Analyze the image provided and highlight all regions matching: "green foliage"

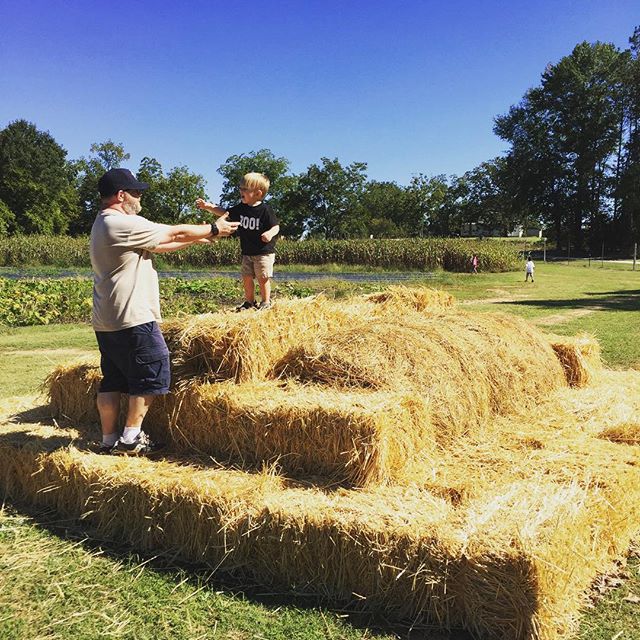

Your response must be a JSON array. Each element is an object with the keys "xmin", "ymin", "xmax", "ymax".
[
  {"xmin": 0, "ymin": 278, "xmax": 92, "ymax": 326},
  {"xmin": 293, "ymin": 157, "xmax": 369, "ymax": 239},
  {"xmin": 71, "ymin": 140, "xmax": 130, "ymax": 234},
  {"xmin": 138, "ymin": 158, "xmax": 207, "ymax": 224},
  {"xmin": 494, "ymin": 37, "xmax": 637, "ymax": 252},
  {"xmin": 0, "ymin": 120, "xmax": 78, "ymax": 235},
  {"xmin": 0, "ymin": 199, "xmax": 16, "ymax": 236},
  {"xmin": 0, "ymin": 235, "xmax": 89, "ymax": 267}
]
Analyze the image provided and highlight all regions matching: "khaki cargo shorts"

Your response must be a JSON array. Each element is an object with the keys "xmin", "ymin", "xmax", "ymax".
[{"xmin": 241, "ymin": 254, "xmax": 275, "ymax": 279}]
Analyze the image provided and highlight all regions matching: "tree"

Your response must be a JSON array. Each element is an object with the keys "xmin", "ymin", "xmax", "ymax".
[
  {"xmin": 0, "ymin": 119, "xmax": 78, "ymax": 234},
  {"xmin": 455, "ymin": 159, "xmax": 523, "ymax": 236},
  {"xmin": 495, "ymin": 41, "xmax": 627, "ymax": 251},
  {"xmin": 357, "ymin": 181, "xmax": 411, "ymax": 237},
  {"xmin": 71, "ymin": 141, "xmax": 130, "ymax": 234},
  {"xmin": 217, "ymin": 149, "xmax": 291, "ymax": 207},
  {"xmin": 0, "ymin": 199, "xmax": 16, "ymax": 236},
  {"xmin": 405, "ymin": 174, "xmax": 450, "ymax": 236},
  {"xmin": 616, "ymin": 26, "xmax": 640, "ymax": 250},
  {"xmin": 294, "ymin": 157, "xmax": 368, "ymax": 239},
  {"xmin": 137, "ymin": 158, "xmax": 206, "ymax": 224}
]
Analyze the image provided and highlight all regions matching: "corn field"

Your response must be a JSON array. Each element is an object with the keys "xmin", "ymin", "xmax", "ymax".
[{"xmin": 0, "ymin": 236, "xmax": 520, "ymax": 272}]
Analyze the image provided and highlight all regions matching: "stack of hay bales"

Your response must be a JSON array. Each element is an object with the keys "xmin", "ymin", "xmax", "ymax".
[
  {"xmin": 47, "ymin": 288, "xmax": 568, "ymax": 485},
  {"xmin": 12, "ymin": 285, "xmax": 637, "ymax": 639}
]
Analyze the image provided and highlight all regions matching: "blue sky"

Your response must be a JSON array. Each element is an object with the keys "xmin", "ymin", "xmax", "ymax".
[{"xmin": 0, "ymin": 0, "xmax": 637, "ymax": 199}]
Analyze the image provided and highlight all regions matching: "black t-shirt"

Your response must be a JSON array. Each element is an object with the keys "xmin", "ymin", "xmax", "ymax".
[{"xmin": 227, "ymin": 202, "xmax": 279, "ymax": 255}]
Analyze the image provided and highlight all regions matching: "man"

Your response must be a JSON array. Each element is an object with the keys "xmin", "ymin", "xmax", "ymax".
[{"xmin": 90, "ymin": 168, "xmax": 239, "ymax": 455}]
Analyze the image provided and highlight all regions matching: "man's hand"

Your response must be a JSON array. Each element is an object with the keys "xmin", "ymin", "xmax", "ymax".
[
  {"xmin": 215, "ymin": 217, "xmax": 240, "ymax": 237},
  {"xmin": 195, "ymin": 198, "xmax": 210, "ymax": 210},
  {"xmin": 260, "ymin": 231, "xmax": 272, "ymax": 243}
]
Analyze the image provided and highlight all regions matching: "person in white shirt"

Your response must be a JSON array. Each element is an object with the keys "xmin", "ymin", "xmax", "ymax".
[{"xmin": 525, "ymin": 256, "xmax": 535, "ymax": 283}]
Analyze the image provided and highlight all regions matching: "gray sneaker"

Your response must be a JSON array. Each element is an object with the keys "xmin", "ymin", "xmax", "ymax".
[
  {"xmin": 258, "ymin": 301, "xmax": 272, "ymax": 310},
  {"xmin": 111, "ymin": 431, "xmax": 161, "ymax": 456}
]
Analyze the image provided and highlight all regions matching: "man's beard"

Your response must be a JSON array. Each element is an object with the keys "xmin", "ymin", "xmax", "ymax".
[{"xmin": 122, "ymin": 194, "xmax": 142, "ymax": 215}]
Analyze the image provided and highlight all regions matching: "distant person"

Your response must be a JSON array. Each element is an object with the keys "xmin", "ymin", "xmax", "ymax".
[
  {"xmin": 471, "ymin": 254, "xmax": 479, "ymax": 274},
  {"xmin": 525, "ymin": 256, "xmax": 535, "ymax": 282},
  {"xmin": 91, "ymin": 168, "xmax": 239, "ymax": 455},
  {"xmin": 196, "ymin": 172, "xmax": 280, "ymax": 310}
]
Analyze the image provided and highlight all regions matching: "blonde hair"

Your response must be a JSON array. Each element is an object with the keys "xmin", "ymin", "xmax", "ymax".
[{"xmin": 241, "ymin": 172, "xmax": 270, "ymax": 195}]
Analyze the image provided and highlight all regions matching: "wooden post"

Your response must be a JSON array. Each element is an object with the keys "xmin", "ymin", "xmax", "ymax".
[
  {"xmin": 634, "ymin": 243, "xmax": 637, "ymax": 271},
  {"xmin": 543, "ymin": 238, "xmax": 546, "ymax": 263},
  {"xmin": 601, "ymin": 242, "xmax": 604, "ymax": 268}
]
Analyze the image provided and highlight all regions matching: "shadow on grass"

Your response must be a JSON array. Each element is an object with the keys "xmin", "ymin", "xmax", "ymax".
[
  {"xmin": 500, "ymin": 289, "xmax": 640, "ymax": 312},
  {"xmin": 2, "ymin": 503, "xmax": 473, "ymax": 640}
]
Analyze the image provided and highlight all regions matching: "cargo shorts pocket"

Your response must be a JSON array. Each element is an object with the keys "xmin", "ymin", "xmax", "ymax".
[{"xmin": 130, "ymin": 347, "xmax": 170, "ymax": 392}]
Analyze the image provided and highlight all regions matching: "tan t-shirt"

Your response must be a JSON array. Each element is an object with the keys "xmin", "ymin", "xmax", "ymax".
[{"xmin": 90, "ymin": 209, "xmax": 169, "ymax": 331}]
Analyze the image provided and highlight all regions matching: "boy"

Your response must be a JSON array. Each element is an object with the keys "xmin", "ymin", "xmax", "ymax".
[
  {"xmin": 525, "ymin": 256, "xmax": 535, "ymax": 282},
  {"xmin": 196, "ymin": 173, "xmax": 280, "ymax": 310}
]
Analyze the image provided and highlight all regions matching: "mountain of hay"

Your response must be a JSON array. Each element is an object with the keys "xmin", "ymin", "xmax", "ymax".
[{"xmin": 10, "ymin": 285, "xmax": 636, "ymax": 640}]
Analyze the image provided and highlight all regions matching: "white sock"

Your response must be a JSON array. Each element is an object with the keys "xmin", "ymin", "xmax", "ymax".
[
  {"xmin": 121, "ymin": 427, "xmax": 141, "ymax": 444},
  {"xmin": 102, "ymin": 433, "xmax": 119, "ymax": 447}
]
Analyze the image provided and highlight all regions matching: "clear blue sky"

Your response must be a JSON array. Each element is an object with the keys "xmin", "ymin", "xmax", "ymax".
[{"xmin": 0, "ymin": 0, "xmax": 637, "ymax": 199}]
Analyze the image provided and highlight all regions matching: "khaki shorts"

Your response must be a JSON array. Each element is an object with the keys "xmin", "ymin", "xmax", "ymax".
[{"xmin": 241, "ymin": 254, "xmax": 275, "ymax": 279}]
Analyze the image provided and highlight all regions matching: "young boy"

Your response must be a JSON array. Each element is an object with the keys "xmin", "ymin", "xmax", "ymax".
[
  {"xmin": 196, "ymin": 173, "xmax": 280, "ymax": 310},
  {"xmin": 525, "ymin": 256, "xmax": 535, "ymax": 282}
]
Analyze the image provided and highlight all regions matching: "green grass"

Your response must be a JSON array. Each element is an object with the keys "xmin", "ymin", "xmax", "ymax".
[{"xmin": 2, "ymin": 263, "xmax": 640, "ymax": 639}]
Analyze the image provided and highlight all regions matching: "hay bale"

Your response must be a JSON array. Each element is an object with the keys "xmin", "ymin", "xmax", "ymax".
[
  {"xmin": 362, "ymin": 285, "xmax": 455, "ymax": 312},
  {"xmin": 548, "ymin": 333, "xmax": 601, "ymax": 387},
  {"xmin": 45, "ymin": 361, "xmax": 173, "ymax": 444},
  {"xmin": 44, "ymin": 364, "xmax": 434, "ymax": 486},
  {"xmin": 275, "ymin": 310, "xmax": 566, "ymax": 441},
  {"xmin": 45, "ymin": 361, "xmax": 101, "ymax": 428},
  {"xmin": 163, "ymin": 296, "xmax": 373, "ymax": 382},
  {"xmin": 166, "ymin": 380, "xmax": 435, "ymax": 487},
  {"xmin": 2, "ymin": 414, "xmax": 640, "ymax": 640}
]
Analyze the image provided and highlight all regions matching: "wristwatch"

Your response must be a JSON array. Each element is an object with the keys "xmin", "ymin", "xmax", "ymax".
[{"xmin": 209, "ymin": 223, "xmax": 219, "ymax": 237}]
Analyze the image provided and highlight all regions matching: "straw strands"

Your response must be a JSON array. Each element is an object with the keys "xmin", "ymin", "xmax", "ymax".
[
  {"xmin": 6, "ymin": 289, "xmax": 640, "ymax": 639},
  {"xmin": 3, "ymin": 367, "xmax": 640, "ymax": 640},
  {"xmin": 166, "ymin": 380, "xmax": 435, "ymax": 486},
  {"xmin": 548, "ymin": 333, "xmax": 602, "ymax": 387},
  {"xmin": 275, "ymin": 310, "xmax": 566, "ymax": 440}
]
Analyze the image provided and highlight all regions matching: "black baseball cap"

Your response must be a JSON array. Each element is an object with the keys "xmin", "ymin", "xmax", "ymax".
[{"xmin": 98, "ymin": 168, "xmax": 149, "ymax": 197}]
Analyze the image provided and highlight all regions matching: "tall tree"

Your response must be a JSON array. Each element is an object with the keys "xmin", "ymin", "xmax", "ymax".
[
  {"xmin": 71, "ymin": 141, "xmax": 130, "ymax": 234},
  {"xmin": 495, "ymin": 41, "xmax": 627, "ymax": 251},
  {"xmin": 137, "ymin": 158, "xmax": 206, "ymax": 224},
  {"xmin": 405, "ymin": 174, "xmax": 450, "ymax": 236},
  {"xmin": 358, "ymin": 180, "xmax": 409, "ymax": 238},
  {"xmin": 617, "ymin": 26, "xmax": 640, "ymax": 250},
  {"xmin": 293, "ymin": 158, "xmax": 368, "ymax": 239},
  {"xmin": 0, "ymin": 119, "xmax": 77, "ymax": 234}
]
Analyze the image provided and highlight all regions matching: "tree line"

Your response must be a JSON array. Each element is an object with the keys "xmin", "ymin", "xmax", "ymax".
[{"xmin": 1, "ymin": 26, "xmax": 638, "ymax": 250}]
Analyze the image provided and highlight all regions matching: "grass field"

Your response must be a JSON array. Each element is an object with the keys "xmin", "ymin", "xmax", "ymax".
[{"xmin": 1, "ymin": 261, "xmax": 640, "ymax": 639}]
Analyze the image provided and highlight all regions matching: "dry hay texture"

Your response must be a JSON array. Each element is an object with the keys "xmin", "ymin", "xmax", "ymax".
[{"xmin": 3, "ymin": 286, "xmax": 639, "ymax": 640}]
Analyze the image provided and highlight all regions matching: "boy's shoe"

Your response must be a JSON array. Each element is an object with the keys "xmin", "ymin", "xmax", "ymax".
[
  {"xmin": 111, "ymin": 431, "xmax": 161, "ymax": 456},
  {"xmin": 257, "ymin": 301, "xmax": 272, "ymax": 310},
  {"xmin": 96, "ymin": 442, "xmax": 116, "ymax": 455},
  {"xmin": 236, "ymin": 300, "xmax": 257, "ymax": 312}
]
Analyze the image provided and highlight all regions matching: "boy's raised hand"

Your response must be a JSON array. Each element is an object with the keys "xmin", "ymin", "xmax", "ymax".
[{"xmin": 195, "ymin": 198, "xmax": 209, "ymax": 210}]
